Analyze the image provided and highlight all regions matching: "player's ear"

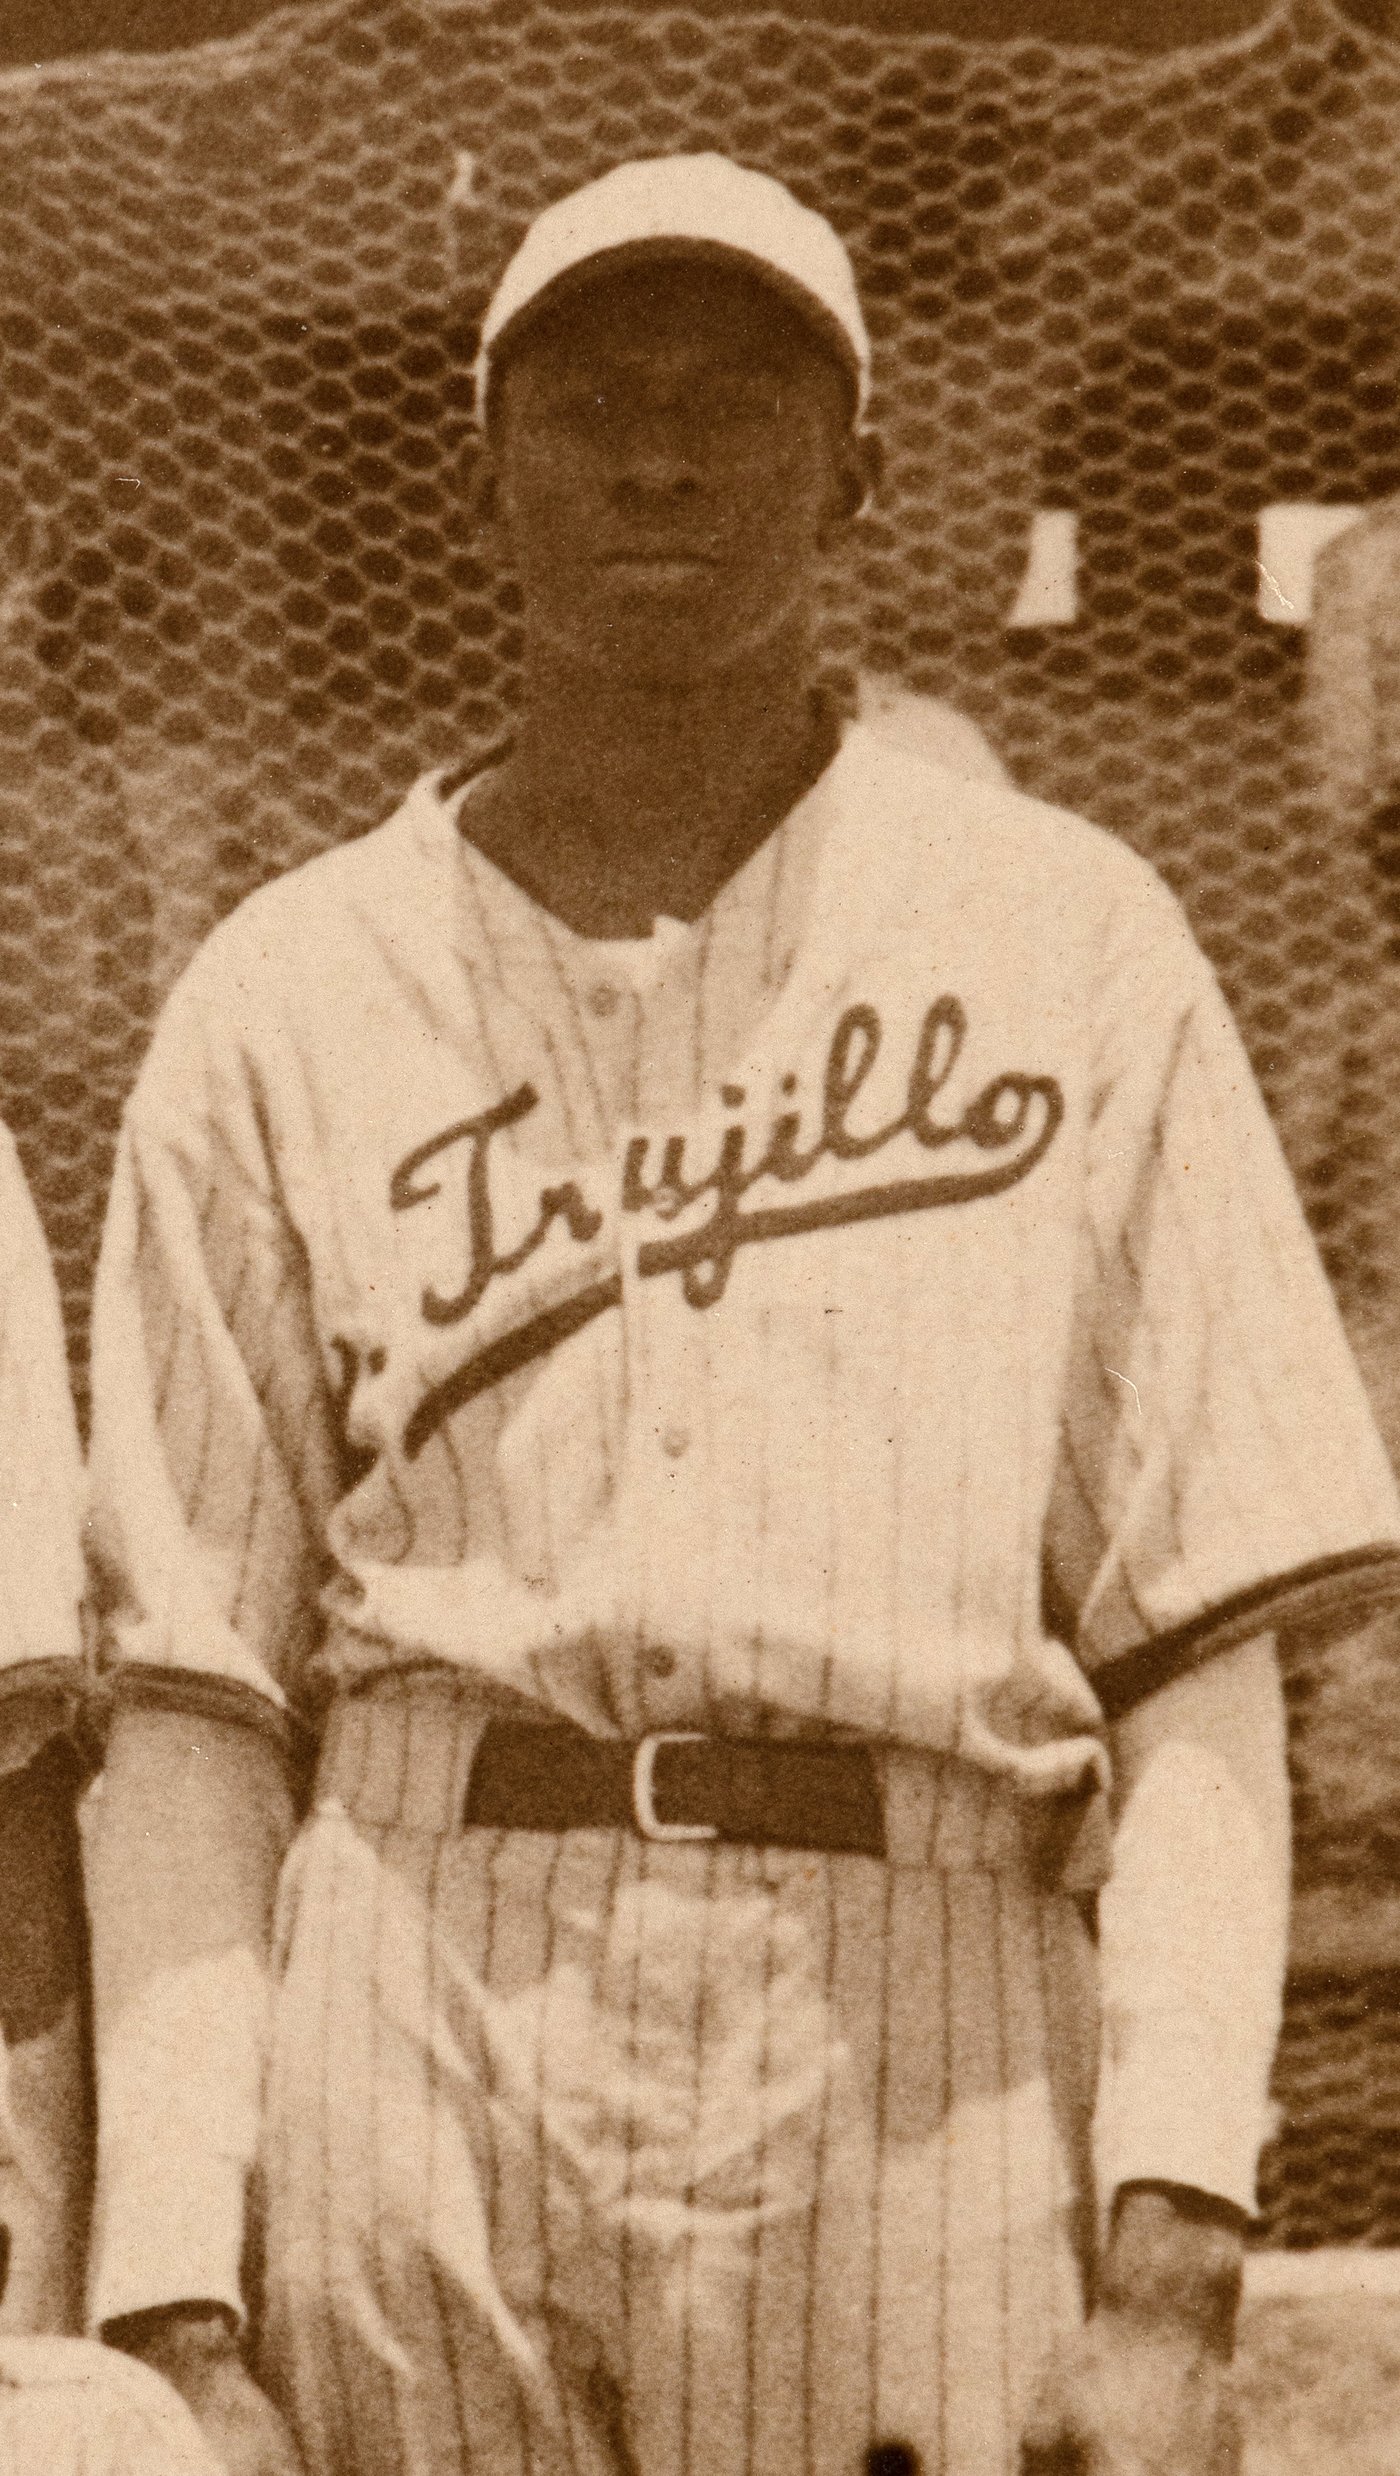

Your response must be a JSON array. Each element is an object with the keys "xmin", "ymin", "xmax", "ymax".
[
  {"xmin": 467, "ymin": 439, "xmax": 502, "ymax": 539},
  {"xmin": 853, "ymin": 426, "xmax": 884, "ymax": 515},
  {"xmin": 819, "ymin": 424, "xmax": 882, "ymax": 547}
]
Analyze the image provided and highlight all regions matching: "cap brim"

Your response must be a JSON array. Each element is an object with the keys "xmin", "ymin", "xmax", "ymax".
[{"xmin": 477, "ymin": 235, "xmax": 865, "ymax": 421}]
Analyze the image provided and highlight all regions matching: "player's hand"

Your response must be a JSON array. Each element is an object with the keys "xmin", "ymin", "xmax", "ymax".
[
  {"xmin": 1019, "ymin": 2307, "xmax": 1241, "ymax": 2475},
  {"xmin": 1020, "ymin": 2185, "xmax": 1245, "ymax": 2476},
  {"xmin": 105, "ymin": 2305, "xmax": 307, "ymax": 2476}
]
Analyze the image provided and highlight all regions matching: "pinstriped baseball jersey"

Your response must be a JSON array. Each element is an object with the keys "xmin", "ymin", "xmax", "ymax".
[{"xmin": 90, "ymin": 719, "xmax": 1400, "ymax": 1774}]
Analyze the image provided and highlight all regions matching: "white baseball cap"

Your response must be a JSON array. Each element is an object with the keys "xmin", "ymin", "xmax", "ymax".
[{"xmin": 473, "ymin": 153, "xmax": 871, "ymax": 423}]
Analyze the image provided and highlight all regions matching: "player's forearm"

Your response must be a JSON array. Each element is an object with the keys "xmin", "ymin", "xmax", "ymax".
[
  {"xmin": 84, "ymin": 1705, "xmax": 296, "ymax": 2332},
  {"xmin": 0, "ymin": 1709, "xmax": 93, "ymax": 2335},
  {"xmin": 0, "ymin": 1715, "xmax": 90, "ymax": 2069},
  {"xmin": 1094, "ymin": 1635, "xmax": 1289, "ymax": 2218}
]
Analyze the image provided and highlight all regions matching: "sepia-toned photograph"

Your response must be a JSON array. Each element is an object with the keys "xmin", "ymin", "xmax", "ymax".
[{"xmin": 1, "ymin": 0, "xmax": 1400, "ymax": 2467}]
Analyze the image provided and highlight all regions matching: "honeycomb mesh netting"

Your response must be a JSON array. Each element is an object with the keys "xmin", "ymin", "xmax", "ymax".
[
  {"xmin": 1260, "ymin": 1970, "xmax": 1400, "ymax": 2246},
  {"xmin": 3, "ymin": 0, "xmax": 1400, "ymax": 2239},
  {"xmin": 3, "ymin": 0, "xmax": 1399, "ymax": 1385}
]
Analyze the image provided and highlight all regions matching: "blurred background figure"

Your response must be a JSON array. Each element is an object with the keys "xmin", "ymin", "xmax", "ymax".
[
  {"xmin": 0, "ymin": 479, "xmax": 152, "ymax": 1422},
  {"xmin": 1302, "ymin": 500, "xmax": 1400, "ymax": 1445},
  {"xmin": 1305, "ymin": 497, "xmax": 1400, "ymax": 950}
]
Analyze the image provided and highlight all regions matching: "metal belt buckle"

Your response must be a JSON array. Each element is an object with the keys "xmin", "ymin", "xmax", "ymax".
[{"xmin": 631, "ymin": 1731, "xmax": 717, "ymax": 1842}]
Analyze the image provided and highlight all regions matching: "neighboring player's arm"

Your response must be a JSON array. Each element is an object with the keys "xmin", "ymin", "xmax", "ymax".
[
  {"xmin": 82, "ymin": 974, "xmax": 336, "ymax": 2463},
  {"xmin": 0, "ymin": 1125, "xmax": 90, "ymax": 2335}
]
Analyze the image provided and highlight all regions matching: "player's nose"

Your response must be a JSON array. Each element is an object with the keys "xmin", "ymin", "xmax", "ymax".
[
  {"xmin": 603, "ymin": 391, "xmax": 709, "ymax": 498},
  {"xmin": 610, "ymin": 418, "xmax": 706, "ymax": 505},
  {"xmin": 613, "ymin": 460, "xmax": 704, "ymax": 512}
]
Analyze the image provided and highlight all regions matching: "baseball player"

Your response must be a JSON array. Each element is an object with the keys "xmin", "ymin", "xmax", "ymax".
[
  {"xmin": 83, "ymin": 156, "xmax": 1400, "ymax": 2476},
  {"xmin": 0, "ymin": 1127, "xmax": 224, "ymax": 2471},
  {"xmin": 0, "ymin": 478, "xmax": 154, "ymax": 1416}
]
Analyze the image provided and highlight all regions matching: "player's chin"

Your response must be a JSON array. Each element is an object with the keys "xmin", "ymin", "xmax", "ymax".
[{"xmin": 590, "ymin": 585, "xmax": 747, "ymax": 682}]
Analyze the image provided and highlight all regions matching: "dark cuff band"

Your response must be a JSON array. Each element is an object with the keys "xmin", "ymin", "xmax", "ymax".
[{"xmin": 1092, "ymin": 1543, "xmax": 1400, "ymax": 1723}]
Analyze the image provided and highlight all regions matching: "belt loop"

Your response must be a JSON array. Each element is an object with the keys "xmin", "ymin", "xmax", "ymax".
[
  {"xmin": 316, "ymin": 1671, "xmax": 490, "ymax": 1834},
  {"xmin": 879, "ymin": 1753, "xmax": 1035, "ymax": 1875},
  {"xmin": 315, "ymin": 1692, "xmax": 368, "ymax": 1815},
  {"xmin": 878, "ymin": 1748, "xmax": 941, "ymax": 1868},
  {"xmin": 339, "ymin": 1685, "xmax": 410, "ymax": 1829},
  {"xmin": 400, "ymin": 1682, "xmax": 487, "ymax": 1836},
  {"xmin": 932, "ymin": 1762, "xmax": 993, "ymax": 1870}
]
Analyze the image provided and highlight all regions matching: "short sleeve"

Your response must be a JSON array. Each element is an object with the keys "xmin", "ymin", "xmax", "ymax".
[
  {"xmin": 0, "ymin": 1125, "xmax": 83, "ymax": 1683},
  {"xmin": 1045, "ymin": 885, "xmax": 1400, "ymax": 1688},
  {"xmin": 88, "ymin": 962, "xmax": 343, "ymax": 1724}
]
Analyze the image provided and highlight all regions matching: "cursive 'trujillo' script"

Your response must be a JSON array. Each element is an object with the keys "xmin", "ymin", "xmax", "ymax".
[
  {"xmin": 386, "ymin": 998, "xmax": 1063, "ymax": 1455},
  {"xmin": 624, "ymin": 996, "xmax": 1061, "ymax": 1307}
]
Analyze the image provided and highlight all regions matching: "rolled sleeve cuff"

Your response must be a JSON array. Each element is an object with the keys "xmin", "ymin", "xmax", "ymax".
[
  {"xmin": 1094, "ymin": 2011, "xmax": 1275, "ymax": 2220},
  {"xmin": 88, "ymin": 2149, "xmax": 248, "ymax": 2334}
]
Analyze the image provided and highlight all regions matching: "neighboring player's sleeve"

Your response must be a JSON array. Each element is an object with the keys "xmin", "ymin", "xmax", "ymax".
[
  {"xmin": 1046, "ymin": 883, "xmax": 1400, "ymax": 1686},
  {"xmin": 84, "ymin": 964, "xmax": 338, "ymax": 2332},
  {"xmin": 0, "ymin": 1129, "xmax": 89, "ymax": 2338},
  {"xmin": 0, "ymin": 1124, "xmax": 84, "ymax": 1719}
]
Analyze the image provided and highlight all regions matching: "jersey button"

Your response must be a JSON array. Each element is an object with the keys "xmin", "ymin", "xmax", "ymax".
[
  {"xmin": 645, "ymin": 1644, "xmax": 678, "ymax": 1681},
  {"xmin": 588, "ymin": 982, "xmax": 620, "ymax": 1019},
  {"xmin": 660, "ymin": 1425, "xmax": 690, "ymax": 1460}
]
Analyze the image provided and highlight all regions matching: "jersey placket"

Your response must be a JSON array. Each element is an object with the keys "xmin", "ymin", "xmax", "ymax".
[
  {"xmin": 610, "ymin": 920, "xmax": 718, "ymax": 1735},
  {"xmin": 611, "ymin": 814, "xmax": 832, "ymax": 1738}
]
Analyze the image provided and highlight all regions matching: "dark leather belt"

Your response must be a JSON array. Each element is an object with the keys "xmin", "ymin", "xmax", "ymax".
[{"xmin": 464, "ymin": 1721, "xmax": 887, "ymax": 1856}]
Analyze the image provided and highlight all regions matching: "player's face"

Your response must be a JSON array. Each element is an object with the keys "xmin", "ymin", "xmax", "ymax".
[{"xmin": 481, "ymin": 259, "xmax": 869, "ymax": 685}]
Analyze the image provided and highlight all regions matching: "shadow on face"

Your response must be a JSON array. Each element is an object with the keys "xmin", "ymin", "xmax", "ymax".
[{"xmin": 479, "ymin": 254, "xmax": 873, "ymax": 687}]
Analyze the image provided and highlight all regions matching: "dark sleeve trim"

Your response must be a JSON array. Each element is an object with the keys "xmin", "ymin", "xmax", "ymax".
[
  {"xmin": 92, "ymin": 1662, "xmax": 312, "ymax": 1770},
  {"xmin": 1091, "ymin": 1543, "xmax": 1400, "ymax": 1724},
  {"xmin": 0, "ymin": 1658, "xmax": 94, "ymax": 1779},
  {"xmin": 0, "ymin": 1656, "xmax": 86, "ymax": 1718}
]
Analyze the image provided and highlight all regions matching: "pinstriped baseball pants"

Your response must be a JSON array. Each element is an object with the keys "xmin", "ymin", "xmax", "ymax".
[{"xmin": 255, "ymin": 1680, "xmax": 1097, "ymax": 2476}]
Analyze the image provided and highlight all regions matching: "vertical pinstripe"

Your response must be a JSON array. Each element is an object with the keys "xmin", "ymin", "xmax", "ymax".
[{"xmin": 259, "ymin": 1683, "xmax": 1092, "ymax": 2476}]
